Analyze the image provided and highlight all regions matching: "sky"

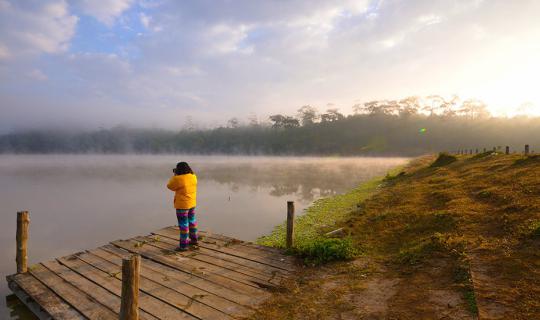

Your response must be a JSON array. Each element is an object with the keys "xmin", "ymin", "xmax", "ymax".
[{"xmin": 1, "ymin": 0, "xmax": 540, "ymax": 131}]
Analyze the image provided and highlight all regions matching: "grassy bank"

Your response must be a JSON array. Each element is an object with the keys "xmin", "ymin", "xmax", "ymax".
[
  {"xmin": 257, "ymin": 168, "xmax": 401, "ymax": 264},
  {"xmin": 250, "ymin": 153, "xmax": 540, "ymax": 319}
]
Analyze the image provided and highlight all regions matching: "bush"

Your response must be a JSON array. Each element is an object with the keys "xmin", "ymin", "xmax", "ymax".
[
  {"xmin": 430, "ymin": 153, "xmax": 458, "ymax": 168},
  {"xmin": 295, "ymin": 237, "xmax": 359, "ymax": 265}
]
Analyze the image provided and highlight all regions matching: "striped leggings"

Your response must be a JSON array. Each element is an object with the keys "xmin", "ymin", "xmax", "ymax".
[{"xmin": 176, "ymin": 207, "xmax": 198, "ymax": 249}]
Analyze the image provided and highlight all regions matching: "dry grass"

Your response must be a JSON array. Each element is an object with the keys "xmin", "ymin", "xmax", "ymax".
[{"xmin": 249, "ymin": 153, "xmax": 540, "ymax": 319}]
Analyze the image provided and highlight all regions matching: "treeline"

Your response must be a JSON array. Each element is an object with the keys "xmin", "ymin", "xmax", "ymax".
[{"xmin": 1, "ymin": 96, "xmax": 539, "ymax": 156}]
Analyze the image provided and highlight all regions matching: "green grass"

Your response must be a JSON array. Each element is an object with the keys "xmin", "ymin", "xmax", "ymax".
[{"xmin": 257, "ymin": 171, "xmax": 397, "ymax": 264}]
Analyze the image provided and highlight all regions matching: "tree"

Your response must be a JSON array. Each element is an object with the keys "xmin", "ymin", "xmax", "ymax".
[
  {"xmin": 320, "ymin": 108, "xmax": 345, "ymax": 122},
  {"xmin": 247, "ymin": 113, "xmax": 259, "ymax": 126},
  {"xmin": 297, "ymin": 105, "xmax": 319, "ymax": 126},
  {"xmin": 398, "ymin": 96, "xmax": 421, "ymax": 117},
  {"xmin": 227, "ymin": 117, "xmax": 240, "ymax": 128},
  {"xmin": 269, "ymin": 114, "xmax": 300, "ymax": 129},
  {"xmin": 363, "ymin": 100, "xmax": 399, "ymax": 115},
  {"xmin": 459, "ymin": 99, "xmax": 490, "ymax": 119}
]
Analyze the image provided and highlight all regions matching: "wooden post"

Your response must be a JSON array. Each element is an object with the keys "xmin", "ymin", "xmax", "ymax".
[
  {"xmin": 525, "ymin": 144, "xmax": 530, "ymax": 155},
  {"xmin": 505, "ymin": 146, "xmax": 510, "ymax": 155},
  {"xmin": 16, "ymin": 211, "xmax": 30, "ymax": 274},
  {"xmin": 483, "ymin": 148, "xmax": 486, "ymax": 152},
  {"xmin": 493, "ymin": 147, "xmax": 496, "ymax": 152},
  {"xmin": 286, "ymin": 201, "xmax": 295, "ymax": 249},
  {"xmin": 120, "ymin": 255, "xmax": 140, "ymax": 320},
  {"xmin": 475, "ymin": 148, "xmax": 478, "ymax": 154}
]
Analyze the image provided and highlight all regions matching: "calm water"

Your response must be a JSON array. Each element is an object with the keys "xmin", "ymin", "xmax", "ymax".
[{"xmin": 0, "ymin": 154, "xmax": 408, "ymax": 318}]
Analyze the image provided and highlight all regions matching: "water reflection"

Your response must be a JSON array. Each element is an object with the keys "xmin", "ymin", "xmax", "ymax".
[{"xmin": 5, "ymin": 295, "xmax": 38, "ymax": 320}]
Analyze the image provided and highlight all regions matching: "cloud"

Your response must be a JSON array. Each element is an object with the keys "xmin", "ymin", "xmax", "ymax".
[
  {"xmin": 75, "ymin": 0, "xmax": 133, "ymax": 26},
  {"xmin": 27, "ymin": 68, "xmax": 48, "ymax": 81},
  {"xmin": 0, "ymin": 0, "xmax": 77, "ymax": 59},
  {"xmin": 2, "ymin": 0, "xmax": 540, "ymax": 130}
]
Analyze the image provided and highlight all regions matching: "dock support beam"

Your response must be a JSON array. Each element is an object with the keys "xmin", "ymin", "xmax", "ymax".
[
  {"xmin": 16, "ymin": 211, "xmax": 29, "ymax": 274},
  {"xmin": 120, "ymin": 254, "xmax": 140, "ymax": 320},
  {"xmin": 286, "ymin": 201, "xmax": 295, "ymax": 249}
]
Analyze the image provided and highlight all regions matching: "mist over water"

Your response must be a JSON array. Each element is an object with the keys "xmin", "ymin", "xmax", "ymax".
[{"xmin": 0, "ymin": 154, "xmax": 407, "ymax": 318}]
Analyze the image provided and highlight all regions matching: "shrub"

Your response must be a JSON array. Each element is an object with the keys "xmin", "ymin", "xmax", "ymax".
[
  {"xmin": 296, "ymin": 237, "xmax": 359, "ymax": 265},
  {"xmin": 430, "ymin": 153, "xmax": 458, "ymax": 168}
]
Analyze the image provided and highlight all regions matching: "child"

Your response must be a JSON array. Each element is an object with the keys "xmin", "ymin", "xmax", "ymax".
[{"xmin": 167, "ymin": 162, "xmax": 198, "ymax": 251}]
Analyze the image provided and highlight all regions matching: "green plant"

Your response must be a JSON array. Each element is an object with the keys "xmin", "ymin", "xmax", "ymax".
[{"xmin": 295, "ymin": 237, "xmax": 359, "ymax": 265}]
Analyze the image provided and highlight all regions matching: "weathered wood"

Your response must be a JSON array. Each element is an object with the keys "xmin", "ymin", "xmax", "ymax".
[
  {"xmin": 287, "ymin": 201, "xmax": 295, "ymax": 249},
  {"xmin": 120, "ymin": 254, "xmax": 140, "ymax": 320},
  {"xmin": 198, "ymin": 230, "xmax": 284, "ymax": 255},
  {"xmin": 160, "ymin": 227, "xmax": 295, "ymax": 265},
  {"xmin": 58, "ymin": 253, "xmax": 193, "ymax": 319},
  {"xmin": 44, "ymin": 259, "xmax": 157, "ymax": 320},
  {"xmin": 7, "ymin": 273, "xmax": 85, "ymax": 320},
  {"xmin": 29, "ymin": 263, "xmax": 118, "ymax": 319},
  {"xmin": 16, "ymin": 211, "xmax": 29, "ymax": 273},
  {"xmin": 8, "ymin": 227, "xmax": 296, "ymax": 320},
  {"xmin": 155, "ymin": 228, "xmax": 296, "ymax": 270},
  {"xmin": 155, "ymin": 230, "xmax": 291, "ymax": 273},
  {"xmin": 100, "ymin": 244, "xmax": 259, "ymax": 308},
  {"xmin": 154, "ymin": 234, "xmax": 287, "ymax": 279},
  {"xmin": 525, "ymin": 144, "xmax": 530, "ymax": 155},
  {"xmin": 79, "ymin": 250, "xmax": 232, "ymax": 320},
  {"xmin": 136, "ymin": 235, "xmax": 283, "ymax": 286},
  {"xmin": 505, "ymin": 146, "xmax": 510, "ymax": 155},
  {"xmin": 111, "ymin": 238, "xmax": 270, "ymax": 298},
  {"xmin": 90, "ymin": 247, "xmax": 249, "ymax": 317}
]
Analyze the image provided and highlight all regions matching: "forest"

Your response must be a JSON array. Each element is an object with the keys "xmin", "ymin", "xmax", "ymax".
[{"xmin": 1, "ymin": 96, "xmax": 539, "ymax": 156}]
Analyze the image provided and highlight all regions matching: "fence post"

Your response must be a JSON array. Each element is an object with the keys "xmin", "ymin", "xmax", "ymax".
[
  {"xmin": 505, "ymin": 146, "xmax": 510, "ymax": 155},
  {"xmin": 120, "ymin": 255, "xmax": 140, "ymax": 320},
  {"xmin": 525, "ymin": 144, "xmax": 530, "ymax": 155},
  {"xmin": 483, "ymin": 148, "xmax": 486, "ymax": 152},
  {"xmin": 286, "ymin": 201, "xmax": 295, "ymax": 249},
  {"xmin": 475, "ymin": 148, "xmax": 478, "ymax": 154},
  {"xmin": 16, "ymin": 211, "xmax": 30, "ymax": 274}
]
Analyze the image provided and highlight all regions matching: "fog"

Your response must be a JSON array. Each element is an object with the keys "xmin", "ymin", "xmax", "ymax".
[{"xmin": 0, "ymin": 154, "xmax": 407, "ymax": 318}]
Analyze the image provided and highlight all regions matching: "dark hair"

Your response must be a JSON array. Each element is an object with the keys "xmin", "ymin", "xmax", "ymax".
[{"xmin": 175, "ymin": 162, "xmax": 193, "ymax": 175}]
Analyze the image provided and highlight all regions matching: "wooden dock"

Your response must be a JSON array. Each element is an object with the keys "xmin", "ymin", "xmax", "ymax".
[{"xmin": 6, "ymin": 226, "xmax": 297, "ymax": 319}]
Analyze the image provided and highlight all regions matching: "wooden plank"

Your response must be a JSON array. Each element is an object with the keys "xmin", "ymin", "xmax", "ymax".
[
  {"xmin": 42, "ymin": 260, "xmax": 158, "ymax": 320},
  {"xmin": 198, "ymin": 230, "xmax": 284, "ymax": 254},
  {"xmin": 163, "ymin": 227, "xmax": 295, "ymax": 265},
  {"xmin": 153, "ymin": 233, "xmax": 288, "ymax": 277},
  {"xmin": 154, "ymin": 228, "xmax": 296, "ymax": 272},
  {"xmin": 58, "ymin": 253, "xmax": 197, "ymax": 320},
  {"xmin": 100, "ymin": 244, "xmax": 261, "ymax": 308},
  {"xmin": 7, "ymin": 273, "xmax": 84, "ymax": 320},
  {"xmin": 78, "ymin": 250, "xmax": 234, "ymax": 320},
  {"xmin": 168, "ymin": 227, "xmax": 292, "ymax": 259},
  {"xmin": 91, "ymin": 247, "xmax": 252, "ymax": 317},
  {"xmin": 131, "ymin": 235, "xmax": 278, "ymax": 291},
  {"xmin": 144, "ymin": 235, "xmax": 285, "ymax": 285},
  {"xmin": 111, "ymin": 238, "xmax": 269, "ymax": 298},
  {"xmin": 134, "ymin": 235, "xmax": 280, "ymax": 288},
  {"xmin": 156, "ymin": 228, "xmax": 294, "ymax": 268},
  {"xmin": 29, "ymin": 263, "xmax": 118, "ymax": 319}
]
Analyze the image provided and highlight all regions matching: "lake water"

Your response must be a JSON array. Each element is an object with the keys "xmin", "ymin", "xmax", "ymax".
[{"xmin": 0, "ymin": 154, "xmax": 408, "ymax": 318}]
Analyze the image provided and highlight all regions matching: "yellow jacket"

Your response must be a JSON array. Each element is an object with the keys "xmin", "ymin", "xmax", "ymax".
[{"xmin": 167, "ymin": 173, "xmax": 197, "ymax": 209}]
